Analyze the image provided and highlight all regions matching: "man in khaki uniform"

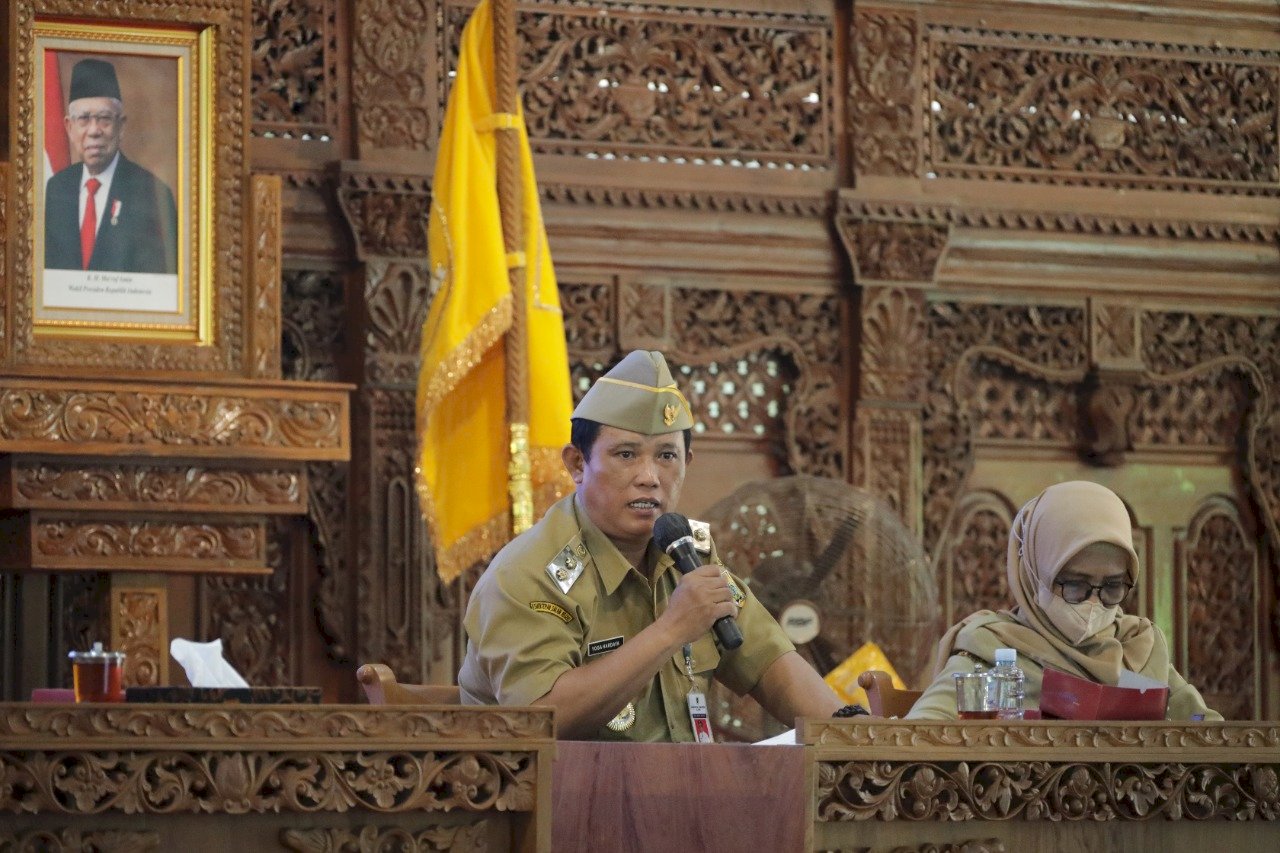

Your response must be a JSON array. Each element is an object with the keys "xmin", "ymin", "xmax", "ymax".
[{"xmin": 459, "ymin": 350, "xmax": 844, "ymax": 740}]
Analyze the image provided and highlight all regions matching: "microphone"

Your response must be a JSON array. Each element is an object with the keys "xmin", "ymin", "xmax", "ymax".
[{"xmin": 653, "ymin": 512, "xmax": 743, "ymax": 650}]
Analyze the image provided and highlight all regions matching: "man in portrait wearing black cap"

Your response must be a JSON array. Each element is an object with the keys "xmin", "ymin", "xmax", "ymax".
[
  {"xmin": 43, "ymin": 57, "xmax": 179, "ymax": 274},
  {"xmin": 459, "ymin": 351, "xmax": 850, "ymax": 741}
]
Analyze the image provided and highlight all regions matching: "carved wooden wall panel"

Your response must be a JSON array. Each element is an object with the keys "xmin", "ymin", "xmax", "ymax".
[
  {"xmin": 1179, "ymin": 497, "xmax": 1260, "ymax": 721},
  {"xmin": 251, "ymin": 0, "xmax": 340, "ymax": 140}
]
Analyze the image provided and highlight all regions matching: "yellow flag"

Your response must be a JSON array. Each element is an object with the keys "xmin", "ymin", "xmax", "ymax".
[
  {"xmin": 416, "ymin": 0, "xmax": 573, "ymax": 583},
  {"xmin": 824, "ymin": 641, "xmax": 907, "ymax": 708}
]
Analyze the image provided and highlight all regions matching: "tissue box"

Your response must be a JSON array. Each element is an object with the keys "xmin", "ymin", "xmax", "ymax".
[
  {"xmin": 126, "ymin": 686, "xmax": 322, "ymax": 704},
  {"xmin": 1040, "ymin": 668, "xmax": 1167, "ymax": 720}
]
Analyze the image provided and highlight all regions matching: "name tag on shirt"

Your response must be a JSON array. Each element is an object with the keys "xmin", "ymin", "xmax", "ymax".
[{"xmin": 587, "ymin": 636, "xmax": 624, "ymax": 657}]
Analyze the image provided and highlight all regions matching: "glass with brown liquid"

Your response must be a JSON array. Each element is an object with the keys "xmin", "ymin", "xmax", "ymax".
[{"xmin": 68, "ymin": 642, "xmax": 126, "ymax": 703}]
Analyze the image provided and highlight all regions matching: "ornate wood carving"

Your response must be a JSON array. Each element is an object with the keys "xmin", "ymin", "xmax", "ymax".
[
  {"xmin": 282, "ymin": 270, "xmax": 346, "ymax": 385},
  {"xmin": 0, "ymin": 829, "xmax": 160, "ymax": 852},
  {"xmin": 850, "ymin": 8, "xmax": 919, "ymax": 177},
  {"xmin": 52, "ymin": 573, "xmax": 111, "ymax": 691},
  {"xmin": 539, "ymin": 182, "xmax": 830, "ymax": 218},
  {"xmin": 5, "ymin": 459, "xmax": 305, "ymax": 513},
  {"xmin": 1141, "ymin": 310, "xmax": 1280, "ymax": 565},
  {"xmin": 351, "ymin": 0, "xmax": 434, "ymax": 153},
  {"xmin": 250, "ymin": 174, "xmax": 284, "ymax": 380},
  {"xmin": 922, "ymin": 302, "xmax": 1086, "ymax": 554},
  {"xmin": 859, "ymin": 287, "xmax": 929, "ymax": 402},
  {"xmin": 199, "ymin": 518, "xmax": 292, "ymax": 685},
  {"xmin": 840, "ymin": 197, "xmax": 1279, "ymax": 245},
  {"xmin": 0, "ymin": 749, "xmax": 537, "ymax": 815},
  {"xmin": 308, "ymin": 460, "xmax": 352, "ymax": 664},
  {"xmin": 356, "ymin": 388, "xmax": 433, "ymax": 683},
  {"xmin": 12, "ymin": 516, "xmax": 265, "ymax": 571},
  {"xmin": 252, "ymin": 0, "xmax": 339, "ymax": 139},
  {"xmin": 337, "ymin": 174, "xmax": 432, "ymax": 260},
  {"xmin": 851, "ymin": 406, "xmax": 921, "ymax": 535},
  {"xmin": 9, "ymin": 0, "xmax": 248, "ymax": 373},
  {"xmin": 0, "ymin": 381, "xmax": 347, "ymax": 459},
  {"xmin": 1180, "ymin": 498, "xmax": 1259, "ymax": 721},
  {"xmin": 110, "ymin": 581, "xmax": 167, "ymax": 687},
  {"xmin": 941, "ymin": 491, "xmax": 1014, "ymax": 627},
  {"xmin": 447, "ymin": 1, "xmax": 832, "ymax": 167},
  {"xmin": 804, "ymin": 719, "xmax": 1280, "ymax": 754},
  {"xmin": 925, "ymin": 26, "xmax": 1280, "ymax": 193},
  {"xmin": 816, "ymin": 759, "xmax": 1279, "ymax": 822},
  {"xmin": 280, "ymin": 824, "xmax": 490, "ymax": 853},
  {"xmin": 364, "ymin": 261, "xmax": 432, "ymax": 386},
  {"xmin": 0, "ymin": 704, "xmax": 555, "ymax": 742},
  {"xmin": 845, "ymin": 222, "xmax": 948, "ymax": 285}
]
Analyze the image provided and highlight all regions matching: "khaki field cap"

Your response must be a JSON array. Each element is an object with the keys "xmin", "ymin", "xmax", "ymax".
[{"xmin": 572, "ymin": 350, "xmax": 694, "ymax": 434}]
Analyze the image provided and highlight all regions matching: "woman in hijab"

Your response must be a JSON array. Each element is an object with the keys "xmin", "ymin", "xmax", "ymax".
[{"xmin": 906, "ymin": 481, "xmax": 1221, "ymax": 720}]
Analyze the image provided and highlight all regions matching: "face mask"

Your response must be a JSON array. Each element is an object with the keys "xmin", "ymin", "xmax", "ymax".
[{"xmin": 1038, "ymin": 588, "xmax": 1120, "ymax": 645}]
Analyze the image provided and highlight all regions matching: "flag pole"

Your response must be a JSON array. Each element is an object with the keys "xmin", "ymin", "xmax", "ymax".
[{"xmin": 491, "ymin": 0, "xmax": 533, "ymax": 534}]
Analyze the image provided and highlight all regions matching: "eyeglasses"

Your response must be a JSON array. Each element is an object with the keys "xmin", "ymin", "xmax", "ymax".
[
  {"xmin": 1054, "ymin": 579, "xmax": 1133, "ymax": 606},
  {"xmin": 69, "ymin": 112, "xmax": 121, "ymax": 129}
]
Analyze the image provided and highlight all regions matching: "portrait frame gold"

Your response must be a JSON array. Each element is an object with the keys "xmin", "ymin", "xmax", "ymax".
[{"xmin": 5, "ymin": 0, "xmax": 247, "ymax": 374}]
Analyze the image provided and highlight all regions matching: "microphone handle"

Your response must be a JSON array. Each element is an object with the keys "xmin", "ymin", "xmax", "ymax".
[
  {"xmin": 713, "ymin": 613, "xmax": 743, "ymax": 650},
  {"xmin": 669, "ymin": 540, "xmax": 744, "ymax": 651}
]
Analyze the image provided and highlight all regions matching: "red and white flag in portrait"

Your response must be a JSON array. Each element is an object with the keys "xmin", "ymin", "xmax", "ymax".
[{"xmin": 43, "ymin": 50, "xmax": 71, "ymax": 184}]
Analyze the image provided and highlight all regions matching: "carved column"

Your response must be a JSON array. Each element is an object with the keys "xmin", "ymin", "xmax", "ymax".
[
  {"xmin": 838, "ymin": 217, "xmax": 947, "ymax": 535},
  {"xmin": 337, "ymin": 170, "xmax": 452, "ymax": 685}
]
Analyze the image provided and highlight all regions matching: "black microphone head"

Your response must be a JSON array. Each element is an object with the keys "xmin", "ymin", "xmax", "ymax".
[{"xmin": 653, "ymin": 512, "xmax": 693, "ymax": 553}]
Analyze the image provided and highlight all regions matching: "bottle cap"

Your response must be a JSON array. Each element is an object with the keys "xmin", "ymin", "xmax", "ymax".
[{"xmin": 994, "ymin": 648, "xmax": 1017, "ymax": 665}]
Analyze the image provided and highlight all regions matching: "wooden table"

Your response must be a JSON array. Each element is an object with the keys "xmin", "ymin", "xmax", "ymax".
[{"xmin": 0, "ymin": 703, "xmax": 555, "ymax": 852}]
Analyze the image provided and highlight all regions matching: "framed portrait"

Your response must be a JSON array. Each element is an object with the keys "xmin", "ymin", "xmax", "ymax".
[
  {"xmin": 30, "ymin": 21, "xmax": 211, "ymax": 342},
  {"xmin": 6, "ymin": 0, "xmax": 247, "ymax": 372}
]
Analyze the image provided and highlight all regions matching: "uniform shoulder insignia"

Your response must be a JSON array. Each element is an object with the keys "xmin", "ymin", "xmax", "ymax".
[
  {"xmin": 687, "ymin": 519, "xmax": 713, "ymax": 555},
  {"xmin": 546, "ymin": 533, "xmax": 590, "ymax": 594}
]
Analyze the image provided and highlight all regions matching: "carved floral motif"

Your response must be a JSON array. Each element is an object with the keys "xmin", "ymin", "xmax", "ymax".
[
  {"xmin": 847, "ymin": 222, "xmax": 948, "ymax": 285},
  {"xmin": 454, "ymin": 3, "xmax": 830, "ymax": 166},
  {"xmin": 0, "ymin": 705, "xmax": 553, "ymax": 742},
  {"xmin": 364, "ymin": 262, "xmax": 432, "ymax": 385},
  {"xmin": 941, "ymin": 493, "xmax": 1012, "ymax": 625},
  {"xmin": 816, "ymin": 759, "xmax": 1280, "ymax": 822},
  {"xmin": 251, "ymin": 174, "xmax": 284, "ymax": 379},
  {"xmin": 252, "ymin": 0, "xmax": 337, "ymax": 138},
  {"xmin": 113, "ymin": 589, "xmax": 164, "ymax": 687},
  {"xmin": 337, "ymin": 175, "xmax": 432, "ymax": 260},
  {"xmin": 201, "ymin": 520, "xmax": 292, "ymax": 686},
  {"xmin": 860, "ymin": 286, "xmax": 929, "ymax": 401},
  {"xmin": 280, "ymin": 823, "xmax": 489, "ymax": 853},
  {"xmin": 850, "ymin": 9, "xmax": 918, "ymax": 176},
  {"xmin": 0, "ymin": 387, "xmax": 345, "ymax": 455},
  {"xmin": 0, "ymin": 749, "xmax": 537, "ymax": 815},
  {"xmin": 32, "ymin": 520, "xmax": 263, "ymax": 563},
  {"xmin": 1182, "ymin": 502, "xmax": 1258, "ymax": 720},
  {"xmin": 352, "ymin": 0, "xmax": 433, "ymax": 151},
  {"xmin": 12, "ymin": 462, "xmax": 303, "ymax": 510},
  {"xmin": 922, "ymin": 303, "xmax": 1086, "ymax": 553},
  {"xmin": 926, "ymin": 28, "xmax": 1280, "ymax": 192}
]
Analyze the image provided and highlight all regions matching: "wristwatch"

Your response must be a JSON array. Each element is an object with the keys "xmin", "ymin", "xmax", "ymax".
[{"xmin": 832, "ymin": 703, "xmax": 870, "ymax": 718}]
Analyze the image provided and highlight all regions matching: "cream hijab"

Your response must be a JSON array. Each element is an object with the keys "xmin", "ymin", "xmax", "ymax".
[{"xmin": 930, "ymin": 481, "xmax": 1164, "ymax": 685}]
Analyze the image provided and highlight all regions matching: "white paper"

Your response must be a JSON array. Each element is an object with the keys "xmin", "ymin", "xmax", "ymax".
[
  {"xmin": 754, "ymin": 728, "xmax": 797, "ymax": 745},
  {"xmin": 1117, "ymin": 668, "xmax": 1167, "ymax": 691},
  {"xmin": 169, "ymin": 638, "xmax": 250, "ymax": 688}
]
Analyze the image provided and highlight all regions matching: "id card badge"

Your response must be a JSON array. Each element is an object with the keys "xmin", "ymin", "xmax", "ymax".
[{"xmin": 687, "ymin": 690, "xmax": 713, "ymax": 743}]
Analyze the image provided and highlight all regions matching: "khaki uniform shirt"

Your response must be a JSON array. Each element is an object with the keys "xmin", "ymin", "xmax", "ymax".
[{"xmin": 459, "ymin": 493, "xmax": 794, "ymax": 741}]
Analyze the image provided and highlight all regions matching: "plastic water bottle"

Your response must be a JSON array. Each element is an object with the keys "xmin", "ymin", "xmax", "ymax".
[{"xmin": 991, "ymin": 648, "xmax": 1025, "ymax": 720}]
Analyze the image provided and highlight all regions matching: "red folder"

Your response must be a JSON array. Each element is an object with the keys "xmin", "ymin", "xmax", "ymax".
[{"xmin": 1040, "ymin": 667, "xmax": 1168, "ymax": 720}]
